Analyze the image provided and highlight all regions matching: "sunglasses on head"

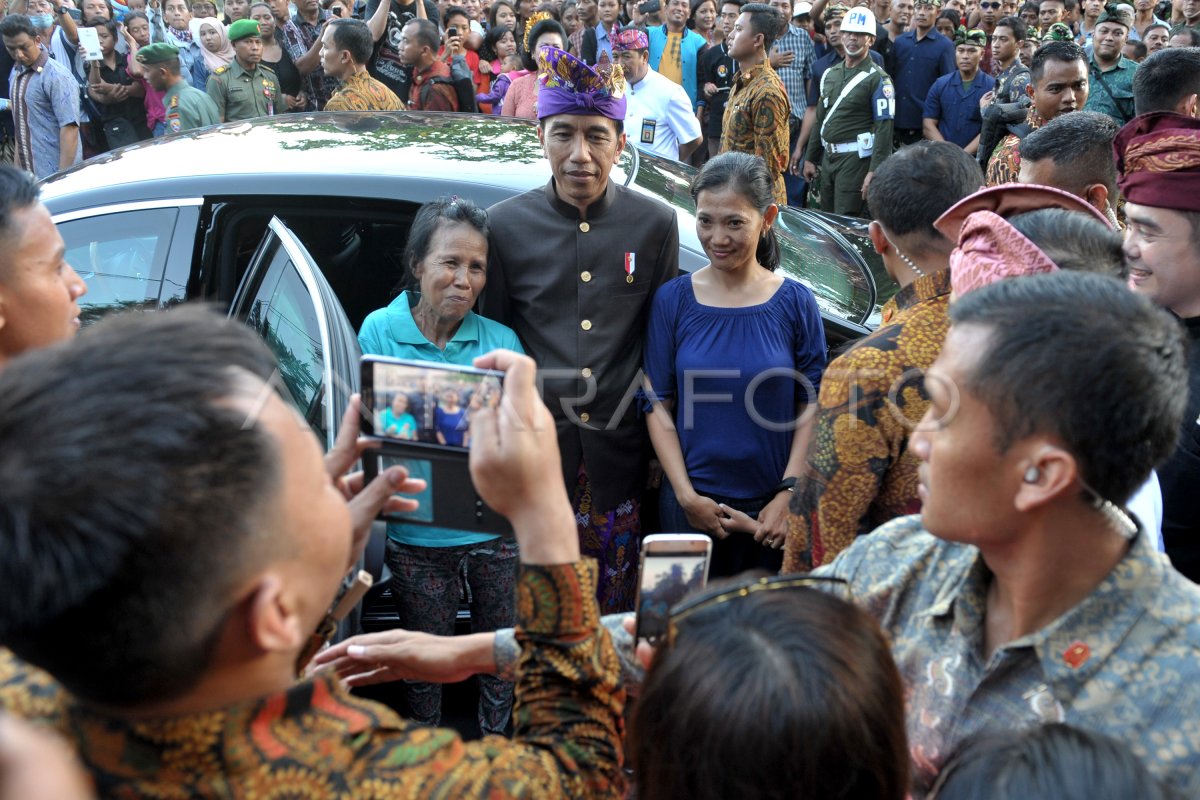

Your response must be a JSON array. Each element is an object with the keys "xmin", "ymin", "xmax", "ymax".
[{"xmin": 665, "ymin": 574, "xmax": 850, "ymax": 647}]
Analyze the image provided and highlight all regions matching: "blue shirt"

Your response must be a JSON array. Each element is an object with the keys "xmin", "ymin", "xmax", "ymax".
[
  {"xmin": 923, "ymin": 69, "xmax": 996, "ymax": 148},
  {"xmin": 644, "ymin": 274, "xmax": 827, "ymax": 499},
  {"xmin": 358, "ymin": 291, "xmax": 524, "ymax": 548},
  {"xmin": 9, "ymin": 49, "xmax": 80, "ymax": 179},
  {"xmin": 890, "ymin": 28, "xmax": 955, "ymax": 130},
  {"xmin": 648, "ymin": 25, "xmax": 708, "ymax": 108},
  {"xmin": 593, "ymin": 22, "xmax": 614, "ymax": 61}
]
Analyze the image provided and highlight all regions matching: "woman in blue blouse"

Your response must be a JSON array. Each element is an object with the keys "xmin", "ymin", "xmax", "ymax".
[
  {"xmin": 644, "ymin": 153, "xmax": 827, "ymax": 576},
  {"xmin": 358, "ymin": 197, "xmax": 523, "ymax": 736}
]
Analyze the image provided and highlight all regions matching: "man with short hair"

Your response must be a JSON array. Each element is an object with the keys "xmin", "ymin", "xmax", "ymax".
[
  {"xmin": 697, "ymin": 0, "xmax": 741, "ymax": 156},
  {"xmin": 721, "ymin": 3, "xmax": 792, "ymax": 203},
  {"xmin": 1130, "ymin": 0, "xmax": 1167, "ymax": 40},
  {"xmin": 768, "ymin": 0, "xmax": 815, "ymax": 203},
  {"xmin": 1133, "ymin": 46, "xmax": 1200, "ymax": 115},
  {"xmin": 398, "ymin": 18, "xmax": 458, "ymax": 109},
  {"xmin": 649, "ymin": 0, "xmax": 708, "ymax": 104},
  {"xmin": 205, "ymin": 18, "xmax": 280, "ymax": 121},
  {"xmin": 784, "ymin": 141, "xmax": 981, "ymax": 571},
  {"xmin": 0, "ymin": 14, "xmax": 80, "ymax": 177},
  {"xmin": 1142, "ymin": 19, "xmax": 1169, "ymax": 49},
  {"xmin": 802, "ymin": 5, "xmax": 894, "ymax": 215},
  {"xmin": 321, "ymin": 17, "xmax": 406, "ymax": 109},
  {"xmin": 1116, "ymin": 111, "xmax": 1200, "ymax": 584},
  {"xmin": 890, "ymin": 0, "xmax": 955, "ymax": 147},
  {"xmin": 1083, "ymin": 3, "xmax": 1136, "ymax": 123},
  {"xmin": 986, "ymin": 14, "xmax": 1030, "ymax": 101},
  {"xmin": 579, "ymin": 0, "xmax": 620, "ymax": 63},
  {"xmin": 815, "ymin": 270, "xmax": 1200, "ymax": 797},
  {"xmin": 136, "ymin": 41, "xmax": 220, "ymax": 131},
  {"xmin": 1017, "ymin": 109, "xmax": 1119, "ymax": 222},
  {"xmin": 884, "ymin": 0, "xmax": 913, "ymax": 41},
  {"xmin": 0, "ymin": 307, "xmax": 628, "ymax": 797},
  {"xmin": 271, "ymin": 0, "xmax": 324, "ymax": 110},
  {"xmin": 1038, "ymin": 0, "xmax": 1065, "ymax": 30},
  {"xmin": 984, "ymin": 38, "xmax": 1087, "ymax": 183},
  {"xmin": 0, "ymin": 165, "xmax": 86, "ymax": 368},
  {"xmin": 481, "ymin": 46, "xmax": 679, "ymax": 614},
  {"xmin": 567, "ymin": 0, "xmax": 599, "ymax": 53},
  {"xmin": 975, "ymin": 0, "xmax": 1002, "ymax": 74},
  {"xmin": 1168, "ymin": 25, "xmax": 1200, "ymax": 45},
  {"xmin": 614, "ymin": 26, "xmax": 702, "ymax": 159},
  {"xmin": 1078, "ymin": 0, "xmax": 1103, "ymax": 40},
  {"xmin": 922, "ymin": 27, "xmax": 996, "ymax": 153}
]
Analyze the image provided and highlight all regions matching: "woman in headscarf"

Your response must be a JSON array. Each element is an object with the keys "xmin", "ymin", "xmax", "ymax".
[{"xmin": 187, "ymin": 17, "xmax": 235, "ymax": 89}]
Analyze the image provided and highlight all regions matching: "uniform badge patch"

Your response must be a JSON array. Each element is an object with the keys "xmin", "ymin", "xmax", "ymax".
[{"xmin": 717, "ymin": 64, "xmax": 728, "ymax": 78}]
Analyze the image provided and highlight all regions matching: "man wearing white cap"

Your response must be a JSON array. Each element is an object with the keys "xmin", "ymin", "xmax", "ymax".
[{"xmin": 801, "ymin": 5, "xmax": 894, "ymax": 215}]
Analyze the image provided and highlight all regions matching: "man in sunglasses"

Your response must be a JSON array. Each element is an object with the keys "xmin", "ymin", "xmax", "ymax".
[{"xmin": 975, "ymin": 0, "xmax": 1002, "ymax": 72}]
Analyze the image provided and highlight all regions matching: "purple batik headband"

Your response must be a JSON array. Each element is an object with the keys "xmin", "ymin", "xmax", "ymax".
[{"xmin": 536, "ymin": 45, "xmax": 627, "ymax": 121}]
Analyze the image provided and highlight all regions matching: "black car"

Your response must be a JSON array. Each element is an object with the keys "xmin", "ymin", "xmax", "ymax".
[{"xmin": 42, "ymin": 111, "xmax": 895, "ymax": 630}]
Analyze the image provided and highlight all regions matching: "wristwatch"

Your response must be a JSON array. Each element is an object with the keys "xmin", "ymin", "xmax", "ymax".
[{"xmin": 772, "ymin": 477, "xmax": 798, "ymax": 495}]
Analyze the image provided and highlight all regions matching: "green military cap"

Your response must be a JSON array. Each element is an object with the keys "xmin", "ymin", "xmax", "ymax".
[
  {"xmin": 1095, "ymin": 2, "xmax": 1132, "ymax": 27},
  {"xmin": 824, "ymin": 3, "xmax": 850, "ymax": 20},
  {"xmin": 1041, "ymin": 21, "xmax": 1073, "ymax": 41},
  {"xmin": 913, "ymin": 0, "xmax": 942, "ymax": 8},
  {"xmin": 227, "ymin": 18, "xmax": 261, "ymax": 41},
  {"xmin": 135, "ymin": 42, "xmax": 180, "ymax": 63},
  {"xmin": 954, "ymin": 26, "xmax": 987, "ymax": 46}
]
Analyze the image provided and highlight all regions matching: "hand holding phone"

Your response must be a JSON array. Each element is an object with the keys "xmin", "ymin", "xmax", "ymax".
[{"xmin": 634, "ymin": 534, "xmax": 712, "ymax": 647}]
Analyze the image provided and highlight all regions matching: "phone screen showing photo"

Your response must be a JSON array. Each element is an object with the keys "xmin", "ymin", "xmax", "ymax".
[
  {"xmin": 367, "ymin": 361, "xmax": 502, "ymax": 448},
  {"xmin": 635, "ymin": 553, "xmax": 709, "ymax": 647}
]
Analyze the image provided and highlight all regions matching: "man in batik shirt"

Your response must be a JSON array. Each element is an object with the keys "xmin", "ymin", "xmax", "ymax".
[
  {"xmin": 0, "ymin": 310, "xmax": 625, "ymax": 799},
  {"xmin": 722, "ymin": 3, "xmax": 791, "ymax": 203},
  {"xmin": 321, "ymin": 17, "xmax": 406, "ymax": 110},
  {"xmin": 784, "ymin": 142, "xmax": 979, "ymax": 571},
  {"xmin": 984, "ymin": 31, "xmax": 1086, "ymax": 183}
]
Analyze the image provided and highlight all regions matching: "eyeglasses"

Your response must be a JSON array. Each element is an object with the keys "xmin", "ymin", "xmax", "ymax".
[
  {"xmin": 666, "ymin": 573, "xmax": 850, "ymax": 647},
  {"xmin": 980, "ymin": 2, "xmax": 1000, "ymax": 7}
]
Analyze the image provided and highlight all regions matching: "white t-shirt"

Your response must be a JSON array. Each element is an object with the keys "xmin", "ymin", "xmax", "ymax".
[{"xmin": 624, "ymin": 66, "xmax": 701, "ymax": 161}]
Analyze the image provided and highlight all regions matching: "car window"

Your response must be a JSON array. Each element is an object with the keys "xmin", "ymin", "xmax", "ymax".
[
  {"xmin": 243, "ymin": 250, "xmax": 327, "ymax": 444},
  {"xmin": 775, "ymin": 209, "xmax": 874, "ymax": 324},
  {"xmin": 56, "ymin": 208, "xmax": 178, "ymax": 325}
]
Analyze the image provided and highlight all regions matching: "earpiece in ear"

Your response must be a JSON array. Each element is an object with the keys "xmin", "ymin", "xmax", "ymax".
[{"xmin": 1024, "ymin": 466, "xmax": 1040, "ymax": 484}]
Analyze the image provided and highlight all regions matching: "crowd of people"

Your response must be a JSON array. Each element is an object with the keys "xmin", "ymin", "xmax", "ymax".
[{"xmin": 4, "ymin": 0, "xmax": 1200, "ymax": 794}]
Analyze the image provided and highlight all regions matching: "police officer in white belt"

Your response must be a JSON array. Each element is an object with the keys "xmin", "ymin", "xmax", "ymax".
[{"xmin": 800, "ymin": 6, "xmax": 894, "ymax": 216}]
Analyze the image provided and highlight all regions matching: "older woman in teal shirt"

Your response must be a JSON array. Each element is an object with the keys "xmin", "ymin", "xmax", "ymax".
[{"xmin": 358, "ymin": 197, "xmax": 523, "ymax": 736}]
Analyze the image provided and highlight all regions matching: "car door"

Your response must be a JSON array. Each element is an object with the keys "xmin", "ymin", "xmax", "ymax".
[{"xmin": 228, "ymin": 217, "xmax": 361, "ymax": 453}]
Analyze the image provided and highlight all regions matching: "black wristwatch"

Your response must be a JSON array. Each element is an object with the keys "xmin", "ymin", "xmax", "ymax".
[{"xmin": 772, "ymin": 477, "xmax": 798, "ymax": 495}]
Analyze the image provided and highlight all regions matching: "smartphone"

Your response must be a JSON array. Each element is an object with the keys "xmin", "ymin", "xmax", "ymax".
[
  {"xmin": 634, "ymin": 534, "xmax": 712, "ymax": 647},
  {"xmin": 446, "ymin": 25, "xmax": 459, "ymax": 36},
  {"xmin": 360, "ymin": 355, "xmax": 503, "ymax": 449},
  {"xmin": 77, "ymin": 26, "xmax": 103, "ymax": 60}
]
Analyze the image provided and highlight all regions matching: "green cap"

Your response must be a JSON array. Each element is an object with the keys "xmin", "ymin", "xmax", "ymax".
[
  {"xmin": 1095, "ymin": 2, "xmax": 1132, "ymax": 27},
  {"xmin": 1041, "ymin": 21, "xmax": 1073, "ymax": 41},
  {"xmin": 954, "ymin": 26, "xmax": 987, "ymax": 46},
  {"xmin": 228, "ymin": 18, "xmax": 262, "ymax": 41},
  {"xmin": 135, "ymin": 41, "xmax": 180, "ymax": 63}
]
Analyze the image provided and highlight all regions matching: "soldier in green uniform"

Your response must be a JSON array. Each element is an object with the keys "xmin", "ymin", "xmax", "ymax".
[
  {"xmin": 136, "ymin": 43, "xmax": 222, "ymax": 133},
  {"xmin": 800, "ymin": 6, "xmax": 895, "ymax": 217},
  {"xmin": 205, "ymin": 18, "xmax": 280, "ymax": 122}
]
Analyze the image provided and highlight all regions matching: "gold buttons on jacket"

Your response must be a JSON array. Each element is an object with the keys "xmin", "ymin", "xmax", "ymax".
[
  {"xmin": 579, "ymin": 221, "xmax": 590, "ymax": 232},
  {"xmin": 580, "ymin": 412, "xmax": 591, "ymax": 423},
  {"xmin": 581, "ymin": 271, "xmax": 592, "ymax": 282},
  {"xmin": 581, "ymin": 319, "xmax": 592, "ymax": 331},
  {"xmin": 581, "ymin": 367, "xmax": 593, "ymax": 378}
]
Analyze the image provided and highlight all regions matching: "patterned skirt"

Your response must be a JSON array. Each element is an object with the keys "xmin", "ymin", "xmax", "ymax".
[{"xmin": 572, "ymin": 465, "xmax": 642, "ymax": 614}]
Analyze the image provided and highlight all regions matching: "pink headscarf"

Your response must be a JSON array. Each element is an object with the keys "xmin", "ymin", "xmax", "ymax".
[
  {"xmin": 947, "ymin": 211, "xmax": 1059, "ymax": 298},
  {"xmin": 189, "ymin": 18, "xmax": 235, "ymax": 72},
  {"xmin": 934, "ymin": 183, "xmax": 1114, "ymax": 298}
]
